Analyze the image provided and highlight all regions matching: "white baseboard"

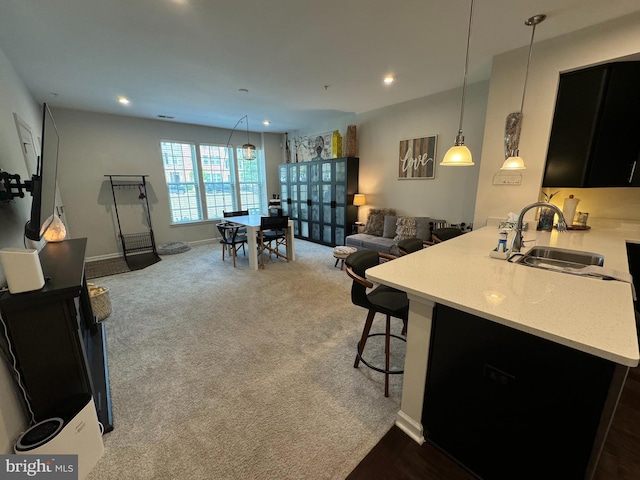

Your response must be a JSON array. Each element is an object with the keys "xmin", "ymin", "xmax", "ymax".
[
  {"xmin": 85, "ymin": 238, "xmax": 218, "ymax": 262},
  {"xmin": 86, "ymin": 252, "xmax": 123, "ymax": 262},
  {"xmin": 395, "ymin": 410, "xmax": 425, "ymax": 445}
]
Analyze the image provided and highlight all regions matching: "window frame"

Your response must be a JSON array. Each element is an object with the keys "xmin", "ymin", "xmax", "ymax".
[{"xmin": 160, "ymin": 139, "xmax": 267, "ymax": 225}]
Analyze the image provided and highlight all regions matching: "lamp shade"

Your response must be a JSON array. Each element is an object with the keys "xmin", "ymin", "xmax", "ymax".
[
  {"xmin": 441, "ymin": 145, "xmax": 474, "ymax": 166},
  {"xmin": 501, "ymin": 155, "xmax": 526, "ymax": 170},
  {"xmin": 242, "ymin": 143, "xmax": 257, "ymax": 160},
  {"xmin": 42, "ymin": 213, "xmax": 67, "ymax": 242},
  {"xmin": 353, "ymin": 194, "xmax": 366, "ymax": 206}
]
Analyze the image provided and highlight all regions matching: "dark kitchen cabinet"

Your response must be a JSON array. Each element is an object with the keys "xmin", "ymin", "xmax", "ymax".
[
  {"xmin": 543, "ymin": 62, "xmax": 640, "ymax": 188},
  {"xmin": 627, "ymin": 242, "xmax": 640, "ymax": 311},
  {"xmin": 423, "ymin": 304, "xmax": 617, "ymax": 479}
]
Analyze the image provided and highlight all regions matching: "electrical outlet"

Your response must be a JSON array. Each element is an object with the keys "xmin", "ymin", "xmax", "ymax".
[{"xmin": 484, "ymin": 364, "xmax": 516, "ymax": 386}]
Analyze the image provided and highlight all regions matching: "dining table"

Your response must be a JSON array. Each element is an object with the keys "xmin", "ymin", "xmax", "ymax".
[{"xmin": 223, "ymin": 214, "xmax": 295, "ymax": 270}]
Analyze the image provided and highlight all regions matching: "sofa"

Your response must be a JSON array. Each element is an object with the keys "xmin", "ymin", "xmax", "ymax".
[{"xmin": 345, "ymin": 208, "xmax": 447, "ymax": 255}]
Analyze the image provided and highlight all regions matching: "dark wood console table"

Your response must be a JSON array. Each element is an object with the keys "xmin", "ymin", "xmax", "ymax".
[{"xmin": 0, "ymin": 238, "xmax": 113, "ymax": 432}]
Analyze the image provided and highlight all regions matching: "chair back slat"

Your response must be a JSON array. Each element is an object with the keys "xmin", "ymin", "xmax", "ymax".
[
  {"xmin": 223, "ymin": 210, "xmax": 249, "ymax": 218},
  {"xmin": 260, "ymin": 215, "xmax": 288, "ymax": 231},
  {"xmin": 217, "ymin": 222, "xmax": 246, "ymax": 243},
  {"xmin": 345, "ymin": 250, "xmax": 380, "ymax": 308}
]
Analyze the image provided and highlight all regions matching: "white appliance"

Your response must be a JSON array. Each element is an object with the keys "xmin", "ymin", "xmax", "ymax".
[
  {"xmin": 0, "ymin": 247, "xmax": 45, "ymax": 293},
  {"xmin": 15, "ymin": 395, "xmax": 104, "ymax": 480}
]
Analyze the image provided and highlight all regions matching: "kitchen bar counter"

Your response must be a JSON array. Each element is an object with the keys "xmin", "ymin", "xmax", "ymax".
[
  {"xmin": 368, "ymin": 225, "xmax": 639, "ymax": 366},
  {"xmin": 366, "ymin": 225, "xmax": 640, "ymax": 455}
]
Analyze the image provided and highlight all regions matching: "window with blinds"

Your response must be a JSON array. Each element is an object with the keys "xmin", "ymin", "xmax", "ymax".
[{"xmin": 160, "ymin": 140, "xmax": 266, "ymax": 224}]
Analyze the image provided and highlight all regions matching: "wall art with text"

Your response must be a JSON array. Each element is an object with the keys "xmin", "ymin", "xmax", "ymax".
[{"xmin": 398, "ymin": 134, "xmax": 437, "ymax": 179}]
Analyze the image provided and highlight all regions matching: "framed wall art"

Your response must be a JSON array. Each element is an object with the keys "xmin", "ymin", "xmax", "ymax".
[
  {"xmin": 295, "ymin": 132, "xmax": 333, "ymax": 162},
  {"xmin": 398, "ymin": 134, "xmax": 437, "ymax": 179}
]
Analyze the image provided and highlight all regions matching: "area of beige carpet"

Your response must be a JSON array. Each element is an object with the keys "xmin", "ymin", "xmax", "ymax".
[{"xmin": 86, "ymin": 240, "xmax": 405, "ymax": 479}]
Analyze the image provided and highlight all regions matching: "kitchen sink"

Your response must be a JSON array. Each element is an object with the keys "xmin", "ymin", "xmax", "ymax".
[{"xmin": 514, "ymin": 246, "xmax": 604, "ymax": 271}]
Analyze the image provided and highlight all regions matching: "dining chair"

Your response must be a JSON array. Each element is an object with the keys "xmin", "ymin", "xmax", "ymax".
[
  {"xmin": 397, "ymin": 237, "xmax": 432, "ymax": 256},
  {"xmin": 223, "ymin": 210, "xmax": 249, "ymax": 234},
  {"xmin": 268, "ymin": 206, "xmax": 283, "ymax": 217},
  {"xmin": 257, "ymin": 216, "xmax": 289, "ymax": 269},
  {"xmin": 431, "ymin": 227, "xmax": 464, "ymax": 243},
  {"xmin": 345, "ymin": 249, "xmax": 408, "ymax": 397},
  {"xmin": 216, "ymin": 222, "xmax": 247, "ymax": 267}
]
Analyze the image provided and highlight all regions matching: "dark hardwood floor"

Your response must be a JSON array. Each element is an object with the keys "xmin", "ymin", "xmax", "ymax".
[{"xmin": 348, "ymin": 367, "xmax": 640, "ymax": 479}]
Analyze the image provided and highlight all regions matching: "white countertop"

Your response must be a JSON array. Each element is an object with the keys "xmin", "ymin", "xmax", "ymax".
[{"xmin": 367, "ymin": 225, "xmax": 640, "ymax": 366}]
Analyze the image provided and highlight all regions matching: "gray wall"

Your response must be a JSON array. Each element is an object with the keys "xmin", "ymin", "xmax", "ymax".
[
  {"xmin": 295, "ymin": 81, "xmax": 489, "ymax": 226},
  {"xmin": 52, "ymin": 108, "xmax": 283, "ymax": 258},
  {"xmin": 0, "ymin": 46, "xmax": 40, "ymax": 454}
]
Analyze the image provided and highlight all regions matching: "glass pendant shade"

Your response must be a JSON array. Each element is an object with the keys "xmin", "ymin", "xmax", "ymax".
[
  {"xmin": 501, "ymin": 155, "xmax": 526, "ymax": 170},
  {"xmin": 441, "ymin": 144, "xmax": 474, "ymax": 166},
  {"xmin": 242, "ymin": 143, "xmax": 257, "ymax": 160}
]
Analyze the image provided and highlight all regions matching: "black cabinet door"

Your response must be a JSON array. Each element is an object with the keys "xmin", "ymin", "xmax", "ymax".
[
  {"xmin": 588, "ymin": 62, "xmax": 640, "ymax": 187},
  {"xmin": 423, "ymin": 304, "xmax": 615, "ymax": 480},
  {"xmin": 543, "ymin": 61, "xmax": 640, "ymax": 188},
  {"xmin": 278, "ymin": 157, "xmax": 358, "ymax": 246},
  {"xmin": 543, "ymin": 66, "xmax": 606, "ymax": 187}
]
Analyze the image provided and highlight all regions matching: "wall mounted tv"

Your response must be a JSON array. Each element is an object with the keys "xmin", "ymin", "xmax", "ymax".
[{"xmin": 24, "ymin": 103, "xmax": 59, "ymax": 241}]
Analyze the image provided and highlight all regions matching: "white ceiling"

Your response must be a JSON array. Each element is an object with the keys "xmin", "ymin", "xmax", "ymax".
[{"xmin": 1, "ymin": 0, "xmax": 639, "ymax": 133}]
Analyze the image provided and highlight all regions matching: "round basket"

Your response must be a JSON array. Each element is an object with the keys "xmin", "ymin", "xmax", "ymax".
[{"xmin": 88, "ymin": 283, "xmax": 112, "ymax": 322}]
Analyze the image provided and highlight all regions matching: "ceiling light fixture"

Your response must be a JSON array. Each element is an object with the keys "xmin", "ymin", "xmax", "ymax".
[
  {"xmin": 441, "ymin": 0, "xmax": 475, "ymax": 167},
  {"xmin": 226, "ymin": 115, "xmax": 256, "ymax": 161},
  {"xmin": 383, "ymin": 75, "xmax": 395, "ymax": 85},
  {"xmin": 263, "ymin": 120, "xmax": 271, "ymax": 126},
  {"xmin": 501, "ymin": 14, "xmax": 546, "ymax": 171},
  {"xmin": 118, "ymin": 97, "xmax": 130, "ymax": 105}
]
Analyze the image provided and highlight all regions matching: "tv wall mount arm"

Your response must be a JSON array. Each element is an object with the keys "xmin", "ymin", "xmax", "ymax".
[{"xmin": 0, "ymin": 171, "xmax": 34, "ymax": 202}]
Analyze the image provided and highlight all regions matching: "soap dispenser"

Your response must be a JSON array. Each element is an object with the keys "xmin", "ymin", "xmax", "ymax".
[{"xmin": 562, "ymin": 195, "xmax": 580, "ymax": 227}]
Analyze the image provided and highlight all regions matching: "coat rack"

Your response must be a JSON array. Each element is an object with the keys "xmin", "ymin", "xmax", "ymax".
[{"xmin": 106, "ymin": 174, "xmax": 160, "ymax": 270}]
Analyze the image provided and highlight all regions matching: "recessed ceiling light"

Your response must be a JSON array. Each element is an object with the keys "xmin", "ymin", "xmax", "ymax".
[
  {"xmin": 383, "ymin": 75, "xmax": 395, "ymax": 85},
  {"xmin": 263, "ymin": 120, "xmax": 270, "ymax": 126},
  {"xmin": 118, "ymin": 97, "xmax": 130, "ymax": 105}
]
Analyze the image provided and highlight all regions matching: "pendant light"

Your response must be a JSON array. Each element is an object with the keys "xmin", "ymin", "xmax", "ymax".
[
  {"xmin": 501, "ymin": 14, "xmax": 546, "ymax": 171},
  {"xmin": 441, "ymin": 0, "xmax": 475, "ymax": 166},
  {"xmin": 226, "ymin": 115, "xmax": 257, "ymax": 161}
]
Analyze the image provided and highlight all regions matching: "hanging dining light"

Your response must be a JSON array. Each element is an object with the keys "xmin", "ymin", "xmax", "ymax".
[
  {"xmin": 501, "ymin": 14, "xmax": 546, "ymax": 171},
  {"xmin": 441, "ymin": 0, "xmax": 475, "ymax": 167},
  {"xmin": 226, "ymin": 115, "xmax": 257, "ymax": 161}
]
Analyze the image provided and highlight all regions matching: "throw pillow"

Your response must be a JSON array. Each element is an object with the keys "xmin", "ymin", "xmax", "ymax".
[
  {"xmin": 394, "ymin": 216, "xmax": 417, "ymax": 241},
  {"xmin": 364, "ymin": 208, "xmax": 396, "ymax": 236},
  {"xmin": 415, "ymin": 217, "xmax": 432, "ymax": 241},
  {"xmin": 382, "ymin": 215, "xmax": 398, "ymax": 238}
]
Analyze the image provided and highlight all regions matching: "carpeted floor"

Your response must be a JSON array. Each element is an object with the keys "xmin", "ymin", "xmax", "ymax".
[{"xmin": 86, "ymin": 240, "xmax": 405, "ymax": 479}]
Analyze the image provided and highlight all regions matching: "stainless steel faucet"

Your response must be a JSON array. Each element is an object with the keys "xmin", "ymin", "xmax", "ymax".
[{"xmin": 510, "ymin": 202, "xmax": 567, "ymax": 253}]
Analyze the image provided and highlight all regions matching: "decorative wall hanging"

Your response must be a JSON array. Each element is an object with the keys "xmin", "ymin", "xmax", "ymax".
[
  {"xmin": 398, "ymin": 135, "xmax": 437, "ymax": 179},
  {"xmin": 294, "ymin": 132, "xmax": 333, "ymax": 162}
]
